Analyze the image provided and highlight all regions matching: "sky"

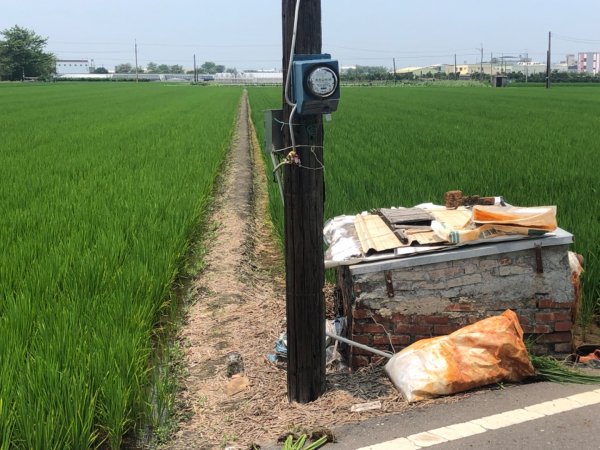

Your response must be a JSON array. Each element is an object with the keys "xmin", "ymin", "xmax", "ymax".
[{"xmin": 2, "ymin": 0, "xmax": 600, "ymax": 71}]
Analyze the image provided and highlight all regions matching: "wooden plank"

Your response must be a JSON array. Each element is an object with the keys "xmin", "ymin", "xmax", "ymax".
[
  {"xmin": 378, "ymin": 207, "xmax": 432, "ymax": 225},
  {"xmin": 429, "ymin": 208, "xmax": 472, "ymax": 229}
]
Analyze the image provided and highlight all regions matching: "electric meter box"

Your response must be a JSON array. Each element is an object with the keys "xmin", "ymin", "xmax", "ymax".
[{"xmin": 291, "ymin": 54, "xmax": 340, "ymax": 115}]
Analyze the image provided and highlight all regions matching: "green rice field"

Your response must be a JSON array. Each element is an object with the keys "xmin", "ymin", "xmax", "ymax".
[
  {"xmin": 249, "ymin": 85, "xmax": 600, "ymax": 323},
  {"xmin": 0, "ymin": 83, "xmax": 241, "ymax": 448}
]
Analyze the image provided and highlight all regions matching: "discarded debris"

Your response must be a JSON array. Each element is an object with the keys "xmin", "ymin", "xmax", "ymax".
[
  {"xmin": 226, "ymin": 351, "xmax": 244, "ymax": 377},
  {"xmin": 350, "ymin": 400, "xmax": 382, "ymax": 412},
  {"xmin": 275, "ymin": 332, "xmax": 288, "ymax": 357},
  {"xmin": 385, "ymin": 310, "xmax": 535, "ymax": 402},
  {"xmin": 324, "ymin": 196, "xmax": 562, "ymax": 268},
  {"xmin": 531, "ymin": 352, "xmax": 600, "ymax": 383},
  {"xmin": 579, "ymin": 349, "xmax": 600, "ymax": 364},
  {"xmin": 269, "ymin": 319, "xmax": 351, "ymax": 370},
  {"xmin": 226, "ymin": 374, "xmax": 250, "ymax": 395}
]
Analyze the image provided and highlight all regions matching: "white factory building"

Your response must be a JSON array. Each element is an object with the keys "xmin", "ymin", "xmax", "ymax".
[{"xmin": 55, "ymin": 59, "xmax": 90, "ymax": 75}]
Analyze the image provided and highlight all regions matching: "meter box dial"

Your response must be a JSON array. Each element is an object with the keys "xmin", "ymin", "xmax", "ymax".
[{"xmin": 291, "ymin": 54, "xmax": 340, "ymax": 115}]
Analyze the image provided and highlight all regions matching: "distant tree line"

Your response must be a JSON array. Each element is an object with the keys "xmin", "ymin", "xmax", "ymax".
[
  {"xmin": 506, "ymin": 70, "xmax": 600, "ymax": 83},
  {"xmin": 341, "ymin": 65, "xmax": 395, "ymax": 82},
  {"xmin": 113, "ymin": 60, "xmax": 237, "ymax": 75},
  {"xmin": 0, "ymin": 25, "xmax": 55, "ymax": 80}
]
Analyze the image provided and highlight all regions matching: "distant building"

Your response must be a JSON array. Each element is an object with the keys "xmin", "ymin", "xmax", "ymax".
[
  {"xmin": 492, "ymin": 74, "xmax": 508, "ymax": 87},
  {"xmin": 396, "ymin": 65, "xmax": 443, "ymax": 77},
  {"xmin": 56, "ymin": 59, "xmax": 90, "ymax": 75},
  {"xmin": 578, "ymin": 52, "xmax": 599, "ymax": 74},
  {"xmin": 439, "ymin": 61, "xmax": 554, "ymax": 77},
  {"xmin": 237, "ymin": 70, "xmax": 282, "ymax": 84}
]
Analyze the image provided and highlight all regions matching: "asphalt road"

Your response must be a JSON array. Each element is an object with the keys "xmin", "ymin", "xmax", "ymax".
[{"xmin": 328, "ymin": 382, "xmax": 600, "ymax": 450}]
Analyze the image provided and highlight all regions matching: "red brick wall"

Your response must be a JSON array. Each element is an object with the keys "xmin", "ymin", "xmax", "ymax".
[{"xmin": 337, "ymin": 247, "xmax": 576, "ymax": 369}]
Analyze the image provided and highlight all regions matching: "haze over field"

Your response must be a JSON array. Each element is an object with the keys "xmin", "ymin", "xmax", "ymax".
[{"xmin": 2, "ymin": 0, "xmax": 599, "ymax": 70}]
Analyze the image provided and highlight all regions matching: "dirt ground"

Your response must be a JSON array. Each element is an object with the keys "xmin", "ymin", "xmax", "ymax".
[{"xmin": 163, "ymin": 92, "xmax": 432, "ymax": 450}]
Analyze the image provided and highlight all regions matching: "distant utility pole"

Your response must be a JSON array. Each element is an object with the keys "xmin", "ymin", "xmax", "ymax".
[
  {"xmin": 454, "ymin": 54, "xmax": 457, "ymax": 80},
  {"xmin": 393, "ymin": 57, "xmax": 397, "ymax": 84},
  {"xmin": 134, "ymin": 39, "xmax": 139, "ymax": 83},
  {"xmin": 282, "ymin": 0, "xmax": 326, "ymax": 403},
  {"xmin": 490, "ymin": 52, "xmax": 493, "ymax": 85},
  {"xmin": 193, "ymin": 54, "xmax": 197, "ymax": 83},
  {"xmin": 480, "ymin": 44, "xmax": 483, "ymax": 80},
  {"xmin": 546, "ymin": 31, "xmax": 551, "ymax": 89}
]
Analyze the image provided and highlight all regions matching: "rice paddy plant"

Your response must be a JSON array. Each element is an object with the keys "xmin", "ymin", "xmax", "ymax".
[
  {"xmin": 0, "ymin": 82, "xmax": 242, "ymax": 447},
  {"xmin": 248, "ymin": 84, "xmax": 600, "ymax": 324},
  {"xmin": 247, "ymin": 88, "xmax": 286, "ymax": 248}
]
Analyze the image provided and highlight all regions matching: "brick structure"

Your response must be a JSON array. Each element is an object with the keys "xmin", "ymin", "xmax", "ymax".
[{"xmin": 336, "ymin": 230, "xmax": 576, "ymax": 368}]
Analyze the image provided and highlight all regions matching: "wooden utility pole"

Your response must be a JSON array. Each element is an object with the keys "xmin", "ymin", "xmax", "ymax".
[
  {"xmin": 282, "ymin": 0, "xmax": 326, "ymax": 403},
  {"xmin": 454, "ymin": 54, "xmax": 457, "ymax": 80},
  {"xmin": 546, "ymin": 31, "xmax": 551, "ymax": 89},
  {"xmin": 480, "ymin": 45, "xmax": 483, "ymax": 80},
  {"xmin": 193, "ymin": 54, "xmax": 197, "ymax": 83}
]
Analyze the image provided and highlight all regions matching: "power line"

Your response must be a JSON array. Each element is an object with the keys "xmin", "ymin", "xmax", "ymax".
[
  {"xmin": 328, "ymin": 44, "xmax": 477, "ymax": 54},
  {"xmin": 553, "ymin": 33, "xmax": 600, "ymax": 44},
  {"xmin": 49, "ymin": 39, "xmax": 278, "ymax": 49}
]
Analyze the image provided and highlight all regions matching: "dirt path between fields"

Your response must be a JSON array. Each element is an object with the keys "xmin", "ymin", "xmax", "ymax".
[{"xmin": 164, "ymin": 92, "xmax": 428, "ymax": 450}]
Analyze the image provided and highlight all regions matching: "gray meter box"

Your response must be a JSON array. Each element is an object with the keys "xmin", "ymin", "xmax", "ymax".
[{"xmin": 292, "ymin": 54, "xmax": 340, "ymax": 115}]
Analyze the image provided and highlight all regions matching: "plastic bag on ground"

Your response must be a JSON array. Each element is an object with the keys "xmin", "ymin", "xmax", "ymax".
[{"xmin": 384, "ymin": 310, "xmax": 535, "ymax": 402}]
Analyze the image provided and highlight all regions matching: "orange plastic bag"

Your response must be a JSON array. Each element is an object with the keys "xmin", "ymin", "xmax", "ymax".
[{"xmin": 384, "ymin": 310, "xmax": 535, "ymax": 402}]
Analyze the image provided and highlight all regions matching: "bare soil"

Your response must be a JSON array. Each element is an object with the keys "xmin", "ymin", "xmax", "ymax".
[{"xmin": 164, "ymin": 92, "xmax": 457, "ymax": 450}]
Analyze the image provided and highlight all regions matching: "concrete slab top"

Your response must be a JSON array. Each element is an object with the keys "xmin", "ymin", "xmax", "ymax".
[{"xmin": 349, "ymin": 228, "xmax": 573, "ymax": 276}]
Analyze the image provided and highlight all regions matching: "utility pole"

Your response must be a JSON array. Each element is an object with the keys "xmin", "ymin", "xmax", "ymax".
[
  {"xmin": 193, "ymin": 54, "xmax": 197, "ymax": 83},
  {"xmin": 546, "ymin": 31, "xmax": 551, "ymax": 89},
  {"xmin": 490, "ymin": 52, "xmax": 493, "ymax": 85},
  {"xmin": 454, "ymin": 53, "xmax": 457, "ymax": 80},
  {"xmin": 480, "ymin": 44, "xmax": 483, "ymax": 80},
  {"xmin": 282, "ymin": 0, "xmax": 326, "ymax": 403},
  {"xmin": 393, "ymin": 57, "xmax": 397, "ymax": 84},
  {"xmin": 134, "ymin": 39, "xmax": 139, "ymax": 83}
]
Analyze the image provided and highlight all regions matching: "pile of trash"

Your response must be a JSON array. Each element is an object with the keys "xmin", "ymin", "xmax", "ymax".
[
  {"xmin": 268, "ymin": 309, "xmax": 600, "ymax": 403},
  {"xmin": 324, "ymin": 191, "xmax": 558, "ymax": 268},
  {"xmin": 267, "ymin": 318, "xmax": 348, "ymax": 371}
]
